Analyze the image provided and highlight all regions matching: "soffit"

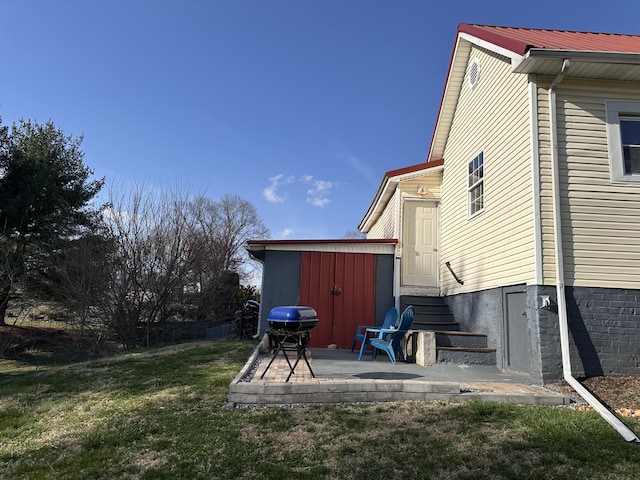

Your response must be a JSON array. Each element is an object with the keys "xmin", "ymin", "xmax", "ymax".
[{"xmin": 358, "ymin": 162, "xmax": 443, "ymax": 233}]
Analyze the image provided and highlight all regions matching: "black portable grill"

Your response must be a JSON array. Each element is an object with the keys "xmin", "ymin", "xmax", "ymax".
[
  {"xmin": 261, "ymin": 306, "xmax": 318, "ymax": 382},
  {"xmin": 267, "ymin": 306, "xmax": 319, "ymax": 332}
]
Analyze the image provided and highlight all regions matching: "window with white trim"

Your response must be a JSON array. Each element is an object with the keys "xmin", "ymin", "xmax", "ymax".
[
  {"xmin": 605, "ymin": 100, "xmax": 640, "ymax": 183},
  {"xmin": 468, "ymin": 152, "xmax": 484, "ymax": 217}
]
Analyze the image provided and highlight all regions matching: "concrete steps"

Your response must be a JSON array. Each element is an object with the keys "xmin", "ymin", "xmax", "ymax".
[
  {"xmin": 402, "ymin": 295, "xmax": 460, "ymax": 332},
  {"xmin": 401, "ymin": 295, "xmax": 496, "ymax": 366},
  {"xmin": 437, "ymin": 347, "xmax": 498, "ymax": 366},
  {"xmin": 436, "ymin": 330, "xmax": 489, "ymax": 348}
]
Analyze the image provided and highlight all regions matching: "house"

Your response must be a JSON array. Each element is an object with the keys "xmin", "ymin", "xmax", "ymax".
[
  {"xmin": 249, "ymin": 24, "xmax": 640, "ymax": 383},
  {"xmin": 360, "ymin": 24, "xmax": 640, "ymax": 383}
]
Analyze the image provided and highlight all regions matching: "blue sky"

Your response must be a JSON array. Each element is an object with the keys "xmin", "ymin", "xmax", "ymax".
[{"xmin": 2, "ymin": 0, "xmax": 639, "ymax": 240}]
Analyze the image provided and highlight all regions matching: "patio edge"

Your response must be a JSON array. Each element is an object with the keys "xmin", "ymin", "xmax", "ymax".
[{"xmin": 227, "ymin": 343, "xmax": 571, "ymax": 407}]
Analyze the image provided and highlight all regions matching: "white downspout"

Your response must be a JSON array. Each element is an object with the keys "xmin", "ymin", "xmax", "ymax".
[
  {"xmin": 394, "ymin": 184, "xmax": 402, "ymax": 312},
  {"xmin": 548, "ymin": 59, "xmax": 639, "ymax": 443}
]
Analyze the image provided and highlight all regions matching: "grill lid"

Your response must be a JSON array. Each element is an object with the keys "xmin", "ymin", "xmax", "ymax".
[
  {"xmin": 267, "ymin": 306, "xmax": 317, "ymax": 322},
  {"xmin": 267, "ymin": 306, "xmax": 318, "ymax": 332}
]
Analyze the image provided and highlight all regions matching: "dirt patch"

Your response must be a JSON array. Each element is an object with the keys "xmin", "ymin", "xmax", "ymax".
[{"xmin": 547, "ymin": 375, "xmax": 640, "ymax": 417}]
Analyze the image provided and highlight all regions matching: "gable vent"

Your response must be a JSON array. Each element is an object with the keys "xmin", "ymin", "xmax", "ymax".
[{"xmin": 468, "ymin": 59, "xmax": 480, "ymax": 89}]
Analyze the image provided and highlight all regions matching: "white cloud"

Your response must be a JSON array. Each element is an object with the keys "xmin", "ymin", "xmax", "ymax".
[
  {"xmin": 337, "ymin": 145, "xmax": 375, "ymax": 182},
  {"xmin": 277, "ymin": 228, "xmax": 295, "ymax": 238},
  {"xmin": 308, "ymin": 196, "xmax": 331, "ymax": 207},
  {"xmin": 102, "ymin": 207, "xmax": 130, "ymax": 224},
  {"xmin": 263, "ymin": 174, "xmax": 294, "ymax": 203},
  {"xmin": 264, "ymin": 173, "xmax": 335, "ymax": 208},
  {"xmin": 305, "ymin": 177, "xmax": 333, "ymax": 207},
  {"xmin": 347, "ymin": 153, "xmax": 372, "ymax": 178}
]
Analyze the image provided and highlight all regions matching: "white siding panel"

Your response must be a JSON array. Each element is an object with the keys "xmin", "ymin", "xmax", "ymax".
[
  {"xmin": 368, "ymin": 172, "xmax": 441, "ymax": 241},
  {"xmin": 440, "ymin": 46, "xmax": 535, "ymax": 294},
  {"xmin": 538, "ymin": 77, "xmax": 640, "ymax": 288},
  {"xmin": 367, "ymin": 190, "xmax": 397, "ymax": 239},
  {"xmin": 400, "ymin": 176, "xmax": 441, "ymax": 199}
]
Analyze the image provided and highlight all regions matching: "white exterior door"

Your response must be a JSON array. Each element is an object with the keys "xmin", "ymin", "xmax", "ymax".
[{"xmin": 402, "ymin": 201, "xmax": 438, "ymax": 287}]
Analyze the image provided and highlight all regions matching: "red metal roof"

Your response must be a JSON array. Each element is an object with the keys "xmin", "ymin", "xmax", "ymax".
[
  {"xmin": 460, "ymin": 24, "xmax": 640, "ymax": 55},
  {"xmin": 385, "ymin": 159, "xmax": 443, "ymax": 179}
]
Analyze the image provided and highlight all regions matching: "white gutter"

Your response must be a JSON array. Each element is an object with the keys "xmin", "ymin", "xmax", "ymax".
[{"xmin": 548, "ymin": 58, "xmax": 639, "ymax": 443}]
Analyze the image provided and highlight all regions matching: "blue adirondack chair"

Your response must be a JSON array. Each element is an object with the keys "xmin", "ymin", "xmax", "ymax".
[
  {"xmin": 358, "ymin": 306, "xmax": 414, "ymax": 364},
  {"xmin": 350, "ymin": 307, "xmax": 398, "ymax": 352}
]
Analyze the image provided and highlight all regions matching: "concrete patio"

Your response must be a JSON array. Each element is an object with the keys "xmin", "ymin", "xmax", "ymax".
[{"xmin": 227, "ymin": 338, "xmax": 571, "ymax": 407}]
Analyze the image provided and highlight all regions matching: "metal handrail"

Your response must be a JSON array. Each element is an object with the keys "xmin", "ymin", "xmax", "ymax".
[{"xmin": 445, "ymin": 261, "xmax": 463, "ymax": 285}]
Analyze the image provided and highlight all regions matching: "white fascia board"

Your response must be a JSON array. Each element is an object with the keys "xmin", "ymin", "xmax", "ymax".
[
  {"xmin": 359, "ymin": 178, "xmax": 398, "ymax": 232},
  {"xmin": 458, "ymin": 32, "xmax": 524, "ymax": 64},
  {"xmin": 428, "ymin": 36, "xmax": 468, "ymax": 162}
]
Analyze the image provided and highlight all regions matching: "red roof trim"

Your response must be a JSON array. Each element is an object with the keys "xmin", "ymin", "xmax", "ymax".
[{"xmin": 385, "ymin": 159, "xmax": 444, "ymax": 179}]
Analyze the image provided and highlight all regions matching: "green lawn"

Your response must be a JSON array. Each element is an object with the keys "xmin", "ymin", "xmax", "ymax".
[{"xmin": 1, "ymin": 340, "xmax": 639, "ymax": 479}]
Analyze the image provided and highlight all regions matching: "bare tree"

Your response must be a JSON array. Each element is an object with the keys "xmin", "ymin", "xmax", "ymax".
[
  {"xmin": 187, "ymin": 194, "xmax": 268, "ymax": 320},
  {"xmin": 36, "ymin": 233, "xmax": 112, "ymax": 329},
  {"xmin": 100, "ymin": 186, "xmax": 198, "ymax": 347},
  {"xmin": 94, "ymin": 185, "xmax": 268, "ymax": 348}
]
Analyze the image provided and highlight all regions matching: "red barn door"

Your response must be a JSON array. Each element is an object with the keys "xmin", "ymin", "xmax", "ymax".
[{"xmin": 300, "ymin": 251, "xmax": 376, "ymax": 349}]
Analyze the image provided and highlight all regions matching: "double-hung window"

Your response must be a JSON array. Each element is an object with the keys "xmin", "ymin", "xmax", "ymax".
[
  {"xmin": 620, "ymin": 117, "xmax": 640, "ymax": 175},
  {"xmin": 605, "ymin": 101, "xmax": 640, "ymax": 183},
  {"xmin": 468, "ymin": 151, "xmax": 484, "ymax": 217}
]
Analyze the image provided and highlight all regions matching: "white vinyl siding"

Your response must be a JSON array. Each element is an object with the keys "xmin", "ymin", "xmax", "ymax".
[
  {"xmin": 367, "ymin": 174, "xmax": 441, "ymax": 240},
  {"xmin": 399, "ymin": 175, "xmax": 441, "ymax": 199},
  {"xmin": 366, "ymin": 190, "xmax": 397, "ymax": 239},
  {"xmin": 440, "ymin": 46, "xmax": 534, "ymax": 294},
  {"xmin": 537, "ymin": 78, "xmax": 640, "ymax": 288}
]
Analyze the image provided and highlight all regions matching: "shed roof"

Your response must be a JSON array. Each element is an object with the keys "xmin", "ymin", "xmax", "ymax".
[{"xmin": 246, "ymin": 239, "xmax": 398, "ymax": 261}]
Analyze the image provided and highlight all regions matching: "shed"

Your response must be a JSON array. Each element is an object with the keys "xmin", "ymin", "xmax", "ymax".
[{"xmin": 246, "ymin": 239, "xmax": 397, "ymax": 348}]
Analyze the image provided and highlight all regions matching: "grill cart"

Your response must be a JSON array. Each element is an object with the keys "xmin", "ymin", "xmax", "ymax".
[{"xmin": 260, "ymin": 306, "xmax": 318, "ymax": 382}]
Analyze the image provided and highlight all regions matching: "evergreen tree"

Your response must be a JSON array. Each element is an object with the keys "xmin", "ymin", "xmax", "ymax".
[{"xmin": 0, "ymin": 118, "xmax": 104, "ymax": 324}]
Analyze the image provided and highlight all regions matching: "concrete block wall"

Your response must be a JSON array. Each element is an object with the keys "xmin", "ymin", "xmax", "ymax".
[
  {"xmin": 565, "ymin": 286, "xmax": 640, "ymax": 377},
  {"xmin": 530, "ymin": 285, "xmax": 563, "ymax": 383},
  {"xmin": 449, "ymin": 284, "xmax": 640, "ymax": 383},
  {"xmin": 534, "ymin": 285, "xmax": 640, "ymax": 380}
]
